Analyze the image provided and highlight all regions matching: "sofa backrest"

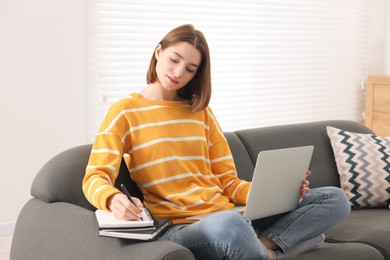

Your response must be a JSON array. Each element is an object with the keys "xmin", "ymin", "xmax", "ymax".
[
  {"xmin": 30, "ymin": 120, "xmax": 374, "ymax": 210},
  {"xmin": 227, "ymin": 120, "xmax": 374, "ymax": 188}
]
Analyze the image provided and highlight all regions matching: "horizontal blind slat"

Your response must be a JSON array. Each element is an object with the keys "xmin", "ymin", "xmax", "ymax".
[{"xmin": 87, "ymin": 0, "xmax": 369, "ymax": 140}]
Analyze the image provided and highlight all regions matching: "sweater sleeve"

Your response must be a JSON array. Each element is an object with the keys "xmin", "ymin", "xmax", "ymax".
[
  {"xmin": 206, "ymin": 108, "xmax": 251, "ymax": 204},
  {"xmin": 82, "ymin": 101, "xmax": 130, "ymax": 211}
]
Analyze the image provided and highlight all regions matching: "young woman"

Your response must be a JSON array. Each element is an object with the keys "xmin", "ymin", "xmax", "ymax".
[{"xmin": 83, "ymin": 24, "xmax": 351, "ymax": 259}]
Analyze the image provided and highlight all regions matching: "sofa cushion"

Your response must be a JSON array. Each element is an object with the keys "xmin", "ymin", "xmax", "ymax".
[
  {"xmin": 11, "ymin": 198, "xmax": 195, "ymax": 260},
  {"xmin": 285, "ymin": 241, "xmax": 385, "ymax": 260},
  {"xmin": 324, "ymin": 208, "xmax": 390, "ymax": 259},
  {"xmin": 326, "ymin": 126, "xmax": 390, "ymax": 208}
]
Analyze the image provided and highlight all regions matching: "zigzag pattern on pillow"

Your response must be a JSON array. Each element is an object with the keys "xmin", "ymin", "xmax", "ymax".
[{"xmin": 327, "ymin": 126, "xmax": 390, "ymax": 208}]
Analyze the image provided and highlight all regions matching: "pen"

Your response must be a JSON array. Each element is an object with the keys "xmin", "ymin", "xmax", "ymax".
[{"xmin": 120, "ymin": 184, "xmax": 143, "ymax": 220}]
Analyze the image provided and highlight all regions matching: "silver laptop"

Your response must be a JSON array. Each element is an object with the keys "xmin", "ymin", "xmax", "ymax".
[{"xmin": 187, "ymin": 145, "xmax": 314, "ymax": 221}]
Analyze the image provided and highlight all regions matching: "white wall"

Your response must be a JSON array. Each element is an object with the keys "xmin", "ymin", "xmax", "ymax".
[
  {"xmin": 0, "ymin": 0, "xmax": 389, "ymax": 227},
  {"xmin": 0, "ymin": 0, "xmax": 88, "ymax": 223},
  {"xmin": 368, "ymin": 0, "xmax": 390, "ymax": 75},
  {"xmin": 384, "ymin": 0, "xmax": 390, "ymax": 74},
  {"xmin": 369, "ymin": 0, "xmax": 388, "ymax": 74}
]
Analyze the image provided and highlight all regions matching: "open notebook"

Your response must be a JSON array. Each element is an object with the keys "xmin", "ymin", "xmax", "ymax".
[{"xmin": 95, "ymin": 208, "xmax": 171, "ymax": 240}]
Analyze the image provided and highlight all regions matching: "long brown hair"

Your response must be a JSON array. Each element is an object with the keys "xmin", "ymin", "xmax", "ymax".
[{"xmin": 146, "ymin": 24, "xmax": 211, "ymax": 111}]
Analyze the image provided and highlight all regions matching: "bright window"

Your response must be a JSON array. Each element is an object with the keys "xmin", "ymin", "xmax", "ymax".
[{"xmin": 87, "ymin": 0, "xmax": 369, "ymax": 141}]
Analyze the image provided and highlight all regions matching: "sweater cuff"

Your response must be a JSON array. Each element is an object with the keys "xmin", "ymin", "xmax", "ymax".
[
  {"xmin": 99, "ymin": 187, "xmax": 121, "ymax": 212},
  {"xmin": 235, "ymin": 182, "xmax": 251, "ymax": 204}
]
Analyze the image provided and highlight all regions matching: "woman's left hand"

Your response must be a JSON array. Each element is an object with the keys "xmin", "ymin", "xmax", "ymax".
[{"xmin": 300, "ymin": 170, "xmax": 311, "ymax": 198}]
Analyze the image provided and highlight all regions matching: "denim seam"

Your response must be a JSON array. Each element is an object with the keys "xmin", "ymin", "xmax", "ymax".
[{"xmin": 261, "ymin": 191, "xmax": 329, "ymax": 252}]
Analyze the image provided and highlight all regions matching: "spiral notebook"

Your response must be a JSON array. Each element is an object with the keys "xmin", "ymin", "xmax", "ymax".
[{"xmin": 95, "ymin": 208, "xmax": 172, "ymax": 240}]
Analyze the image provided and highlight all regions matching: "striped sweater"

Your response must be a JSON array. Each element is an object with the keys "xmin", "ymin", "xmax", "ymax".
[{"xmin": 83, "ymin": 93, "xmax": 250, "ymax": 223}]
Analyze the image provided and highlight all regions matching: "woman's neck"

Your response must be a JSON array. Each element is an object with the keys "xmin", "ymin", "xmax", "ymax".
[{"xmin": 139, "ymin": 84, "xmax": 183, "ymax": 101}]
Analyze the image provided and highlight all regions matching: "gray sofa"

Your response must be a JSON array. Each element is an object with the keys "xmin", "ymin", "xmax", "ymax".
[{"xmin": 10, "ymin": 120, "xmax": 390, "ymax": 260}]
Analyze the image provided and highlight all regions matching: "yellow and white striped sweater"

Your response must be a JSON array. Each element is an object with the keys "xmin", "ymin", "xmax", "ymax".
[{"xmin": 83, "ymin": 93, "xmax": 250, "ymax": 223}]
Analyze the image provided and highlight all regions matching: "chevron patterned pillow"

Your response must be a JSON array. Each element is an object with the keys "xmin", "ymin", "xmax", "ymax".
[{"xmin": 327, "ymin": 126, "xmax": 390, "ymax": 209}]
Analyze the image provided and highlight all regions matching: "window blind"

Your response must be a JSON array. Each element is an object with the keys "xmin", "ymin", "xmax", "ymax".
[{"xmin": 87, "ymin": 0, "xmax": 369, "ymax": 141}]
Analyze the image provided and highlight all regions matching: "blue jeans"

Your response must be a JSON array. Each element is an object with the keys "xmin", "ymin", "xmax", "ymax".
[{"xmin": 161, "ymin": 186, "xmax": 351, "ymax": 260}]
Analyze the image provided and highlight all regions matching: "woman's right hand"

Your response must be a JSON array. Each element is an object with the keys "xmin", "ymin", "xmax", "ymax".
[{"xmin": 107, "ymin": 193, "xmax": 144, "ymax": 220}]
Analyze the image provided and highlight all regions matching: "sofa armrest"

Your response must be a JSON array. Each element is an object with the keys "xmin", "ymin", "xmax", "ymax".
[
  {"xmin": 31, "ymin": 144, "xmax": 95, "ymax": 210},
  {"xmin": 11, "ymin": 199, "xmax": 195, "ymax": 260},
  {"xmin": 31, "ymin": 144, "xmax": 143, "ymax": 210}
]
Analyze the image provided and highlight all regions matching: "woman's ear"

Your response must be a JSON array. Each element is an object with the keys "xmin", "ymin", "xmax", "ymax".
[{"xmin": 154, "ymin": 44, "xmax": 162, "ymax": 60}]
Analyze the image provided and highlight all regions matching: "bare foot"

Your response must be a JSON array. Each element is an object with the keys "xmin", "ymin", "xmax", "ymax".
[{"xmin": 258, "ymin": 234, "xmax": 279, "ymax": 250}]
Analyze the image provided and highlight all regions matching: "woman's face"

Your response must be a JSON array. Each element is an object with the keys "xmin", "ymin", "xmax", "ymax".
[{"xmin": 154, "ymin": 42, "xmax": 202, "ymax": 92}]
